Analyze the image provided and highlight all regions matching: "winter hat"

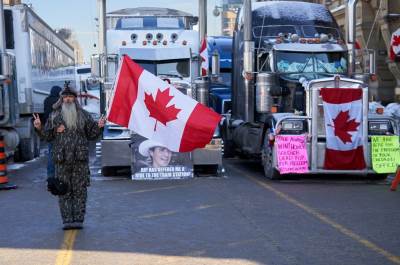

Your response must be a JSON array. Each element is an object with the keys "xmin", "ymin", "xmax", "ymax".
[{"xmin": 60, "ymin": 81, "xmax": 78, "ymax": 97}]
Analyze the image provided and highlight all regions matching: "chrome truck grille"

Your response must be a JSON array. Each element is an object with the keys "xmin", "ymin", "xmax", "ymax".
[{"xmin": 305, "ymin": 76, "xmax": 367, "ymax": 171}]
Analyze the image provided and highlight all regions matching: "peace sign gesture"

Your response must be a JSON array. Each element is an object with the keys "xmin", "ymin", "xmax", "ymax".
[{"xmin": 32, "ymin": 113, "xmax": 41, "ymax": 130}]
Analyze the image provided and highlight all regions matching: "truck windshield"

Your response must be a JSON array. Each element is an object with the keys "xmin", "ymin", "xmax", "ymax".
[
  {"xmin": 115, "ymin": 17, "xmax": 185, "ymax": 30},
  {"xmin": 136, "ymin": 59, "xmax": 190, "ymax": 78},
  {"xmin": 276, "ymin": 51, "xmax": 347, "ymax": 75}
]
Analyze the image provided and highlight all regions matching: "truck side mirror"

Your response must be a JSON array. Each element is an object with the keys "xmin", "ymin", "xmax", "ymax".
[
  {"xmin": 107, "ymin": 54, "xmax": 119, "ymax": 82},
  {"xmin": 90, "ymin": 55, "xmax": 100, "ymax": 77},
  {"xmin": 1, "ymin": 53, "xmax": 13, "ymax": 77},
  {"xmin": 211, "ymin": 50, "xmax": 220, "ymax": 79},
  {"xmin": 367, "ymin": 49, "xmax": 376, "ymax": 75}
]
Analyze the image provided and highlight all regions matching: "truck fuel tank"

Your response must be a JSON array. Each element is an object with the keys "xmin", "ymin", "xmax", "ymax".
[{"xmin": 256, "ymin": 73, "xmax": 276, "ymax": 113}]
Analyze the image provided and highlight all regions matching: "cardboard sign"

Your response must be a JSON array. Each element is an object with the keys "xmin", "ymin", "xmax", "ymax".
[
  {"xmin": 131, "ymin": 134, "xmax": 193, "ymax": 180},
  {"xmin": 371, "ymin": 136, "xmax": 400, "ymax": 173},
  {"xmin": 276, "ymin": 135, "xmax": 309, "ymax": 174}
]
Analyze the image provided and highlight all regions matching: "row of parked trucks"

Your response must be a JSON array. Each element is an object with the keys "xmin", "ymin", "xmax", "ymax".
[
  {"xmin": 0, "ymin": 0, "xmax": 397, "ymax": 179},
  {"xmin": 91, "ymin": 0, "xmax": 398, "ymax": 178}
]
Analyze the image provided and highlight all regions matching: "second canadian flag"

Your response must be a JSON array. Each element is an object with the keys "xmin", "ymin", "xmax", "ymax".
[
  {"xmin": 107, "ymin": 55, "xmax": 221, "ymax": 152},
  {"xmin": 321, "ymin": 88, "xmax": 366, "ymax": 170}
]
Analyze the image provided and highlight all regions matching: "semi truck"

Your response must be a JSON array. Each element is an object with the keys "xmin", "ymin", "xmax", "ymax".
[
  {"xmin": 75, "ymin": 64, "xmax": 100, "ymax": 119},
  {"xmin": 208, "ymin": 36, "xmax": 232, "ymax": 115},
  {"xmin": 220, "ymin": 0, "xmax": 399, "ymax": 179},
  {"xmin": 0, "ymin": 2, "xmax": 75, "ymax": 161},
  {"xmin": 92, "ymin": 5, "xmax": 222, "ymax": 175}
]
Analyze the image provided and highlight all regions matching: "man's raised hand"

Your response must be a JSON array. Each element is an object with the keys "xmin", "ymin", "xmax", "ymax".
[
  {"xmin": 32, "ymin": 113, "xmax": 41, "ymax": 129},
  {"xmin": 98, "ymin": 114, "xmax": 106, "ymax": 128}
]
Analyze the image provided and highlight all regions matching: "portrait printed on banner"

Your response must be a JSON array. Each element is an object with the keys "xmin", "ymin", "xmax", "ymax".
[{"xmin": 131, "ymin": 135, "xmax": 193, "ymax": 180}]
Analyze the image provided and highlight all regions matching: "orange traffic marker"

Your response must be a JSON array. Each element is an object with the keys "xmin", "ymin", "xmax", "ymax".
[
  {"xmin": 390, "ymin": 166, "xmax": 400, "ymax": 191},
  {"xmin": 0, "ymin": 135, "xmax": 17, "ymax": 190}
]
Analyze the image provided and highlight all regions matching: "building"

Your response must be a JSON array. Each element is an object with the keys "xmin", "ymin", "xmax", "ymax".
[
  {"xmin": 316, "ymin": 0, "xmax": 400, "ymax": 103},
  {"xmin": 221, "ymin": 0, "xmax": 242, "ymax": 36}
]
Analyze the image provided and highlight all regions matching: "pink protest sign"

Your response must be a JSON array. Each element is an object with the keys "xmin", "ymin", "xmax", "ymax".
[{"xmin": 276, "ymin": 135, "xmax": 309, "ymax": 174}]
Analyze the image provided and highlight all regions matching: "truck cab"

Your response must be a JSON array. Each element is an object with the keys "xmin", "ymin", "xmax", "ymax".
[
  {"xmin": 222, "ymin": 0, "xmax": 399, "ymax": 178},
  {"xmin": 97, "ymin": 7, "xmax": 222, "ymax": 174}
]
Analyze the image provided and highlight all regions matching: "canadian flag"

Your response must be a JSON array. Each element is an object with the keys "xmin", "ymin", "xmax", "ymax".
[
  {"xmin": 107, "ymin": 55, "xmax": 221, "ymax": 152},
  {"xmin": 390, "ymin": 28, "xmax": 400, "ymax": 61},
  {"xmin": 321, "ymin": 88, "xmax": 366, "ymax": 170},
  {"xmin": 200, "ymin": 36, "xmax": 208, "ymax": 76}
]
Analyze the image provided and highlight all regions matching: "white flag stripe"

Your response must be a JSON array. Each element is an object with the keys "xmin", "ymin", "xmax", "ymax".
[
  {"xmin": 323, "ymin": 99, "xmax": 363, "ymax": 151},
  {"xmin": 129, "ymin": 69, "xmax": 197, "ymax": 151}
]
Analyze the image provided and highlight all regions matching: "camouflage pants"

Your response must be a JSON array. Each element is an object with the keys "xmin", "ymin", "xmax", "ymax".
[{"xmin": 56, "ymin": 162, "xmax": 90, "ymax": 224}]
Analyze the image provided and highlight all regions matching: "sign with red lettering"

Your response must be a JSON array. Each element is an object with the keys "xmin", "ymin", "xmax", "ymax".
[{"xmin": 276, "ymin": 135, "xmax": 309, "ymax": 174}]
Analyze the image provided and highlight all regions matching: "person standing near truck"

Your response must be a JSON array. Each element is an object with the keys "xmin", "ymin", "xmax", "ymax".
[
  {"xmin": 43, "ymin": 85, "xmax": 62, "ymax": 178},
  {"xmin": 33, "ymin": 83, "xmax": 106, "ymax": 230}
]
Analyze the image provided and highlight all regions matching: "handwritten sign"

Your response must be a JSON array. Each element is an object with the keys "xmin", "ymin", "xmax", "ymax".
[
  {"xmin": 371, "ymin": 136, "xmax": 400, "ymax": 173},
  {"xmin": 276, "ymin": 135, "xmax": 309, "ymax": 174}
]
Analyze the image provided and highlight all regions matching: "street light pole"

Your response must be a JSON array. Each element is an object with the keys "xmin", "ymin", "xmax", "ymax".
[{"xmin": 97, "ymin": 0, "xmax": 107, "ymax": 114}]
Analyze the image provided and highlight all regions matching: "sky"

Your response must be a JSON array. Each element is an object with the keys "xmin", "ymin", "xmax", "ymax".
[{"xmin": 22, "ymin": 0, "xmax": 223, "ymax": 64}]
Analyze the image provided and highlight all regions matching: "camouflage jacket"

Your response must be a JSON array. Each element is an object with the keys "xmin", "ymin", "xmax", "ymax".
[{"xmin": 38, "ymin": 107, "xmax": 101, "ymax": 165}]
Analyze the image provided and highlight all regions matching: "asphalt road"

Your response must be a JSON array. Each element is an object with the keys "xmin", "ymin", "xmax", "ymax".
[{"xmin": 0, "ymin": 143, "xmax": 399, "ymax": 265}]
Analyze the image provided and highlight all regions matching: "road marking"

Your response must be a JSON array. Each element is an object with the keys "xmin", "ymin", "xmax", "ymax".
[
  {"xmin": 236, "ymin": 168, "xmax": 400, "ymax": 264},
  {"xmin": 122, "ymin": 184, "xmax": 190, "ymax": 195},
  {"xmin": 55, "ymin": 230, "xmax": 77, "ymax": 265}
]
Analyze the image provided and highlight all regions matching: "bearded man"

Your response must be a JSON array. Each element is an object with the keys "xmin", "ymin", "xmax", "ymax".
[{"xmin": 34, "ymin": 84, "xmax": 105, "ymax": 230}]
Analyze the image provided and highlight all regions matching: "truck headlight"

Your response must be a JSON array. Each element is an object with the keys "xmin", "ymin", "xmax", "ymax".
[
  {"xmin": 280, "ymin": 120, "xmax": 307, "ymax": 134},
  {"xmin": 368, "ymin": 120, "xmax": 393, "ymax": 135}
]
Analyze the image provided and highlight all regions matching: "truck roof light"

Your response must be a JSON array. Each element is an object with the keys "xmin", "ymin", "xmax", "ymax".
[
  {"xmin": 376, "ymin": 107, "xmax": 384, "ymax": 114},
  {"xmin": 171, "ymin": 33, "xmax": 178, "ymax": 42},
  {"xmin": 314, "ymin": 38, "xmax": 320, "ymax": 44},
  {"xmin": 146, "ymin": 33, "xmax": 153, "ymax": 41},
  {"xmin": 182, "ymin": 40, "xmax": 187, "ymax": 45},
  {"xmin": 320, "ymin": 33, "xmax": 329, "ymax": 43},
  {"xmin": 142, "ymin": 40, "xmax": 147, "ymax": 46},
  {"xmin": 122, "ymin": 41, "xmax": 127, "ymax": 46},
  {"xmin": 152, "ymin": 40, "xmax": 158, "ymax": 46},
  {"xmin": 307, "ymin": 39, "xmax": 314, "ymax": 44},
  {"xmin": 156, "ymin": 33, "xmax": 163, "ymax": 41},
  {"xmin": 163, "ymin": 40, "xmax": 168, "ymax": 45},
  {"xmin": 290, "ymin": 34, "xmax": 299, "ymax": 42},
  {"xmin": 271, "ymin": 106, "xmax": 278, "ymax": 113},
  {"xmin": 299, "ymin": 38, "xmax": 306, "ymax": 44},
  {"xmin": 130, "ymin": 33, "xmax": 138, "ymax": 42}
]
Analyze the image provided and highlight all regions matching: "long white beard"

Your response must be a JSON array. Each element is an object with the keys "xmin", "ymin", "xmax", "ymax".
[{"xmin": 61, "ymin": 102, "xmax": 77, "ymax": 130}]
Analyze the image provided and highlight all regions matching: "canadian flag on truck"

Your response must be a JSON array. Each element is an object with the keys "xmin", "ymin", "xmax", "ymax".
[
  {"xmin": 107, "ymin": 55, "xmax": 221, "ymax": 152},
  {"xmin": 390, "ymin": 28, "xmax": 400, "ymax": 61},
  {"xmin": 321, "ymin": 88, "xmax": 366, "ymax": 170},
  {"xmin": 200, "ymin": 36, "xmax": 208, "ymax": 76}
]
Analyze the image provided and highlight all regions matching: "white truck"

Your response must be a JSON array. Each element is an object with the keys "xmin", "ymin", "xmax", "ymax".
[
  {"xmin": 0, "ymin": 3, "xmax": 75, "ymax": 161},
  {"xmin": 75, "ymin": 64, "xmax": 100, "ymax": 119},
  {"xmin": 92, "ymin": 6, "xmax": 222, "ymax": 175}
]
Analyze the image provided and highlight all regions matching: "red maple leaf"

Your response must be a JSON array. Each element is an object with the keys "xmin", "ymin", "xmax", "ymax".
[
  {"xmin": 329, "ymin": 110, "xmax": 360, "ymax": 144},
  {"xmin": 144, "ymin": 88, "xmax": 181, "ymax": 131},
  {"xmin": 393, "ymin": 35, "xmax": 400, "ymax": 47}
]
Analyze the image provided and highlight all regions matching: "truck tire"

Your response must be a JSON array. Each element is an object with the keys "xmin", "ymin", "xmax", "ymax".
[
  {"xmin": 33, "ymin": 133, "xmax": 40, "ymax": 157},
  {"xmin": 14, "ymin": 127, "xmax": 41, "ymax": 162},
  {"xmin": 17, "ymin": 137, "xmax": 35, "ymax": 162},
  {"xmin": 261, "ymin": 144, "xmax": 280, "ymax": 180},
  {"xmin": 102, "ymin": 166, "xmax": 116, "ymax": 176},
  {"xmin": 221, "ymin": 128, "xmax": 235, "ymax": 158}
]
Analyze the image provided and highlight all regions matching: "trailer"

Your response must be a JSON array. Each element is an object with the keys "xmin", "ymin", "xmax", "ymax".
[
  {"xmin": 0, "ymin": 3, "xmax": 75, "ymax": 161},
  {"xmin": 220, "ymin": 0, "xmax": 399, "ymax": 179}
]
